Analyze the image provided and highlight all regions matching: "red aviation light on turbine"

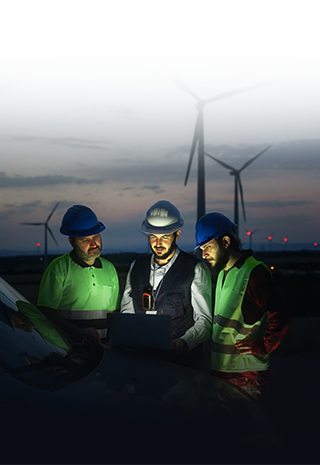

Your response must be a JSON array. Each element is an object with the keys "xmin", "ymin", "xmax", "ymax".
[
  {"xmin": 247, "ymin": 231, "xmax": 252, "ymax": 236},
  {"xmin": 268, "ymin": 235, "xmax": 272, "ymax": 241},
  {"xmin": 36, "ymin": 242, "xmax": 41, "ymax": 247},
  {"xmin": 314, "ymin": 242, "xmax": 318, "ymax": 247},
  {"xmin": 284, "ymin": 237, "xmax": 288, "ymax": 243}
]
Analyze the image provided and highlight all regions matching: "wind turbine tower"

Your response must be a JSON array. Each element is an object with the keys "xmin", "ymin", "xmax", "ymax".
[
  {"xmin": 21, "ymin": 202, "xmax": 59, "ymax": 269},
  {"xmin": 245, "ymin": 228, "xmax": 259, "ymax": 249},
  {"xmin": 173, "ymin": 76, "xmax": 273, "ymax": 221},
  {"xmin": 205, "ymin": 146, "xmax": 270, "ymax": 237}
]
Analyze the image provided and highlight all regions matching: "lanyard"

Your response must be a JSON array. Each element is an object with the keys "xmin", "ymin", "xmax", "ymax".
[{"xmin": 151, "ymin": 273, "xmax": 164, "ymax": 311}]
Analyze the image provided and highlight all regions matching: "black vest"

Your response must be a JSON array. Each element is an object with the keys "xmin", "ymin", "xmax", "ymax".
[{"xmin": 130, "ymin": 251, "xmax": 199, "ymax": 339}]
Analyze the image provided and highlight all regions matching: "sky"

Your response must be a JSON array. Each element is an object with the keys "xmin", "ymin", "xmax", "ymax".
[{"xmin": 1, "ymin": 0, "xmax": 320, "ymax": 255}]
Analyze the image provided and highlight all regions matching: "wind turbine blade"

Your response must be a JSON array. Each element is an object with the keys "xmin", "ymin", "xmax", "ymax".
[
  {"xmin": 46, "ymin": 202, "xmax": 60, "ymax": 223},
  {"xmin": 184, "ymin": 119, "xmax": 199, "ymax": 186},
  {"xmin": 47, "ymin": 226, "xmax": 59, "ymax": 246},
  {"xmin": 251, "ymin": 229, "xmax": 259, "ymax": 234},
  {"xmin": 205, "ymin": 152, "xmax": 235, "ymax": 171},
  {"xmin": 238, "ymin": 175, "xmax": 246, "ymax": 222},
  {"xmin": 143, "ymin": 47, "xmax": 201, "ymax": 101},
  {"xmin": 203, "ymin": 82, "xmax": 279, "ymax": 105},
  {"xmin": 239, "ymin": 146, "xmax": 271, "ymax": 172}
]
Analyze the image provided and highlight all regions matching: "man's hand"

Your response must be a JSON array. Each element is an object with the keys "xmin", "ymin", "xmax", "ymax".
[
  {"xmin": 173, "ymin": 338, "xmax": 187, "ymax": 354},
  {"xmin": 235, "ymin": 337, "xmax": 266, "ymax": 356},
  {"xmin": 79, "ymin": 327, "xmax": 101, "ymax": 344}
]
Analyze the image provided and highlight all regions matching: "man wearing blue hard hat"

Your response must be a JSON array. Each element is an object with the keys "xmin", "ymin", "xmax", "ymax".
[
  {"xmin": 37, "ymin": 205, "xmax": 119, "ymax": 343},
  {"xmin": 195, "ymin": 212, "xmax": 291, "ymax": 399},
  {"xmin": 121, "ymin": 200, "xmax": 212, "ymax": 369}
]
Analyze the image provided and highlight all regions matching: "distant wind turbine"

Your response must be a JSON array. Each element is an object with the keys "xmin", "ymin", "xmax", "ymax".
[
  {"xmin": 21, "ymin": 202, "xmax": 59, "ymax": 268},
  {"xmin": 267, "ymin": 232, "xmax": 275, "ymax": 251},
  {"xmin": 172, "ymin": 76, "xmax": 275, "ymax": 221},
  {"xmin": 205, "ymin": 146, "xmax": 270, "ymax": 237},
  {"xmin": 245, "ymin": 228, "xmax": 259, "ymax": 249}
]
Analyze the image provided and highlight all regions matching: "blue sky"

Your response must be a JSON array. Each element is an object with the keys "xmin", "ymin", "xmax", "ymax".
[{"xmin": 1, "ymin": 0, "xmax": 320, "ymax": 255}]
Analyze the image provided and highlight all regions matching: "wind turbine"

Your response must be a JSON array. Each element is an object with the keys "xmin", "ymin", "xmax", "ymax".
[
  {"xmin": 205, "ymin": 146, "xmax": 270, "ymax": 237},
  {"xmin": 173, "ymin": 76, "xmax": 274, "ymax": 221},
  {"xmin": 21, "ymin": 202, "xmax": 59, "ymax": 268},
  {"xmin": 245, "ymin": 228, "xmax": 259, "ymax": 249},
  {"xmin": 267, "ymin": 233, "xmax": 275, "ymax": 251}
]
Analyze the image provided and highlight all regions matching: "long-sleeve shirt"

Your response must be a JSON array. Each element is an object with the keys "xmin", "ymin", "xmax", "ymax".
[{"xmin": 121, "ymin": 248, "xmax": 213, "ymax": 351}]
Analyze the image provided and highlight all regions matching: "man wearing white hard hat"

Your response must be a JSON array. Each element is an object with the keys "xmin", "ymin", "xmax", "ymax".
[{"xmin": 121, "ymin": 200, "xmax": 212, "ymax": 369}]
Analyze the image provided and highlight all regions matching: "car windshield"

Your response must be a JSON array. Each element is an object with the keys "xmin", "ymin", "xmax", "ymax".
[{"xmin": 0, "ymin": 278, "xmax": 103, "ymax": 390}]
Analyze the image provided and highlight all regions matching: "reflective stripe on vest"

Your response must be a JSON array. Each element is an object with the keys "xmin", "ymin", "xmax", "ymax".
[
  {"xmin": 211, "ymin": 256, "xmax": 271, "ymax": 373},
  {"xmin": 59, "ymin": 309, "xmax": 109, "ymax": 330},
  {"xmin": 58, "ymin": 309, "xmax": 109, "ymax": 320}
]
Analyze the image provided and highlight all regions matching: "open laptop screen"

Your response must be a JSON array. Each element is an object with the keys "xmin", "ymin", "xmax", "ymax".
[{"xmin": 108, "ymin": 312, "xmax": 173, "ymax": 350}]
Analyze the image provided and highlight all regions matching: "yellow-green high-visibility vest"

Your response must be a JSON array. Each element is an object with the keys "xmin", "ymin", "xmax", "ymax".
[{"xmin": 211, "ymin": 256, "xmax": 271, "ymax": 373}]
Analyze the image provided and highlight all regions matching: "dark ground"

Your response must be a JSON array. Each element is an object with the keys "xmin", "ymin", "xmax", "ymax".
[{"xmin": 1, "ymin": 250, "xmax": 320, "ymax": 464}]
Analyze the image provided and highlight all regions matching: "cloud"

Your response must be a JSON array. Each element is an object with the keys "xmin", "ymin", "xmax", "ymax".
[
  {"xmin": 5, "ymin": 200, "xmax": 42, "ymax": 209},
  {"xmin": 1, "ymin": 200, "xmax": 61, "ymax": 220},
  {"xmin": 0, "ymin": 172, "xmax": 105, "ymax": 188},
  {"xmin": 247, "ymin": 200, "xmax": 314, "ymax": 208},
  {"xmin": 70, "ymin": 103, "xmax": 140, "ymax": 119},
  {"xmin": 141, "ymin": 185, "xmax": 165, "ymax": 194},
  {"xmin": 6, "ymin": 135, "xmax": 111, "ymax": 150}
]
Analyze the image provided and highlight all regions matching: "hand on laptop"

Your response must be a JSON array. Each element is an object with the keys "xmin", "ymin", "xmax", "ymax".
[{"xmin": 173, "ymin": 338, "xmax": 188, "ymax": 354}]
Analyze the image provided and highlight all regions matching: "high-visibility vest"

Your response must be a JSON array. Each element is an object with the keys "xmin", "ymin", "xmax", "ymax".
[
  {"xmin": 211, "ymin": 256, "xmax": 271, "ymax": 373},
  {"xmin": 37, "ymin": 253, "xmax": 119, "ymax": 338}
]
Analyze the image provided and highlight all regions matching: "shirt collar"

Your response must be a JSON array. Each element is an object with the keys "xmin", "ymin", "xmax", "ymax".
[
  {"xmin": 229, "ymin": 249, "xmax": 253, "ymax": 270},
  {"xmin": 70, "ymin": 249, "xmax": 102, "ymax": 268},
  {"xmin": 151, "ymin": 246, "xmax": 180, "ymax": 272}
]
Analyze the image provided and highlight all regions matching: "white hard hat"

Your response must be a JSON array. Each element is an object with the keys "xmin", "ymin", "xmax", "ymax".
[{"xmin": 141, "ymin": 200, "xmax": 184, "ymax": 234}]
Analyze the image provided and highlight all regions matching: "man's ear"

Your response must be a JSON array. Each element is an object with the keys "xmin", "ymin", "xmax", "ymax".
[
  {"xmin": 175, "ymin": 229, "xmax": 181, "ymax": 241},
  {"xmin": 221, "ymin": 235, "xmax": 231, "ymax": 249}
]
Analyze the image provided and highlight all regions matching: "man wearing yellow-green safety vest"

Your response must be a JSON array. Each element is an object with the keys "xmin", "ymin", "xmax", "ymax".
[
  {"xmin": 195, "ymin": 212, "xmax": 291, "ymax": 400},
  {"xmin": 37, "ymin": 205, "xmax": 119, "ymax": 344}
]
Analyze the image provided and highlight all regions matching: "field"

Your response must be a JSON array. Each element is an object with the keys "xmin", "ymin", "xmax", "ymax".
[{"xmin": 1, "ymin": 250, "xmax": 320, "ymax": 463}]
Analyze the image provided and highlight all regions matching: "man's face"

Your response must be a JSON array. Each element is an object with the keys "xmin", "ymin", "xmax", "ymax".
[
  {"xmin": 149, "ymin": 230, "xmax": 181, "ymax": 263},
  {"xmin": 200, "ymin": 238, "xmax": 229, "ymax": 272},
  {"xmin": 70, "ymin": 234, "xmax": 102, "ymax": 264}
]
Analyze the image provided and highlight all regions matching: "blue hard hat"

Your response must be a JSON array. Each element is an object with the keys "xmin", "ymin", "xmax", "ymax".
[
  {"xmin": 195, "ymin": 213, "xmax": 236, "ymax": 249},
  {"xmin": 60, "ymin": 205, "xmax": 106, "ymax": 237},
  {"xmin": 141, "ymin": 200, "xmax": 184, "ymax": 235}
]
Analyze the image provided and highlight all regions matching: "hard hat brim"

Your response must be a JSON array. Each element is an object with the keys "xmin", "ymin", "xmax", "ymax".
[
  {"xmin": 60, "ymin": 221, "xmax": 106, "ymax": 237},
  {"xmin": 194, "ymin": 233, "xmax": 218, "ymax": 250},
  {"xmin": 141, "ymin": 219, "xmax": 184, "ymax": 235}
]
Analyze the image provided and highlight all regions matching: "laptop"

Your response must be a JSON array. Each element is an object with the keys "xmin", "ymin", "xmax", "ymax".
[{"xmin": 107, "ymin": 312, "xmax": 174, "ymax": 350}]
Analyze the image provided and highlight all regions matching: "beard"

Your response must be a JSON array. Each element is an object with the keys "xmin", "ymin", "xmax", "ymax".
[
  {"xmin": 210, "ymin": 247, "xmax": 229, "ymax": 273},
  {"xmin": 74, "ymin": 242, "xmax": 102, "ymax": 263},
  {"xmin": 152, "ymin": 238, "xmax": 177, "ymax": 262}
]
